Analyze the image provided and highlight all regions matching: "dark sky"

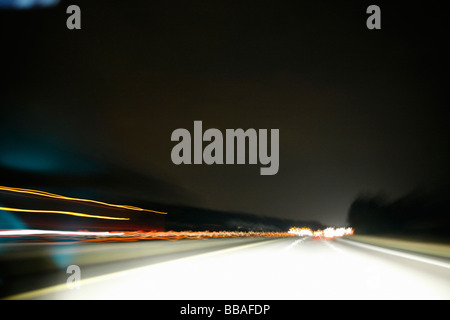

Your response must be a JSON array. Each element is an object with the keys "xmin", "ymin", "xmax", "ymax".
[{"xmin": 1, "ymin": 0, "xmax": 449, "ymax": 226}]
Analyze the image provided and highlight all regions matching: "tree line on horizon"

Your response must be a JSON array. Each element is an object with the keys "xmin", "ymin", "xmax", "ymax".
[{"xmin": 347, "ymin": 187, "xmax": 450, "ymax": 239}]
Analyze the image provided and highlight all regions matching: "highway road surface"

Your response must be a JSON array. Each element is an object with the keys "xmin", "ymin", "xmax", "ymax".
[{"xmin": 1, "ymin": 236, "xmax": 449, "ymax": 299}]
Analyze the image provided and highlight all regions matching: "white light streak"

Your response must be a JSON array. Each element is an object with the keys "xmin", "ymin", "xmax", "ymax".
[{"xmin": 0, "ymin": 229, "xmax": 124, "ymax": 237}]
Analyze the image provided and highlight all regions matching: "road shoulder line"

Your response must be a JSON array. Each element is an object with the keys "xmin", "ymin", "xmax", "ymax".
[{"xmin": 337, "ymin": 238, "xmax": 450, "ymax": 270}]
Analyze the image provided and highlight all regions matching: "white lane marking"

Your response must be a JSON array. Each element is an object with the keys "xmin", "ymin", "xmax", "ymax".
[
  {"xmin": 283, "ymin": 237, "xmax": 307, "ymax": 252},
  {"xmin": 338, "ymin": 238, "xmax": 450, "ymax": 270},
  {"xmin": 5, "ymin": 238, "xmax": 283, "ymax": 300},
  {"xmin": 321, "ymin": 239, "xmax": 348, "ymax": 255}
]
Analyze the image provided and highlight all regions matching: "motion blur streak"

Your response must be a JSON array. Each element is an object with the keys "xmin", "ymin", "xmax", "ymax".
[
  {"xmin": 0, "ymin": 207, "xmax": 129, "ymax": 220},
  {"xmin": 0, "ymin": 229, "xmax": 124, "ymax": 236},
  {"xmin": 0, "ymin": 186, "xmax": 167, "ymax": 215},
  {"xmin": 83, "ymin": 230, "xmax": 294, "ymax": 242},
  {"xmin": 5, "ymin": 237, "xmax": 449, "ymax": 300},
  {"xmin": 0, "ymin": 230, "xmax": 293, "ymax": 241}
]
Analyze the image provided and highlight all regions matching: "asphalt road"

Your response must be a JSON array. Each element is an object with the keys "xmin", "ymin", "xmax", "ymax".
[{"xmin": 2, "ymin": 237, "xmax": 449, "ymax": 299}]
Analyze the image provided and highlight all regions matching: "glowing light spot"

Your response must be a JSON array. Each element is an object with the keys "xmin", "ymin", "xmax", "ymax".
[
  {"xmin": 288, "ymin": 227, "xmax": 313, "ymax": 236},
  {"xmin": 0, "ymin": 0, "xmax": 60, "ymax": 9}
]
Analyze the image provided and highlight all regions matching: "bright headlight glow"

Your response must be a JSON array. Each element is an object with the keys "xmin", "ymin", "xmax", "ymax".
[
  {"xmin": 288, "ymin": 227, "xmax": 313, "ymax": 236},
  {"xmin": 289, "ymin": 227, "xmax": 354, "ymax": 239}
]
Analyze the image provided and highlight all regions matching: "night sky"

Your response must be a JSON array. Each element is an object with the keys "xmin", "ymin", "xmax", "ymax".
[{"xmin": 1, "ymin": 0, "xmax": 449, "ymax": 226}]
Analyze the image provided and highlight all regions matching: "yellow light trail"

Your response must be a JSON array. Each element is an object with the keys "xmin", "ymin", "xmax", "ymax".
[
  {"xmin": 0, "ymin": 207, "xmax": 130, "ymax": 220},
  {"xmin": 0, "ymin": 186, "xmax": 167, "ymax": 215}
]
